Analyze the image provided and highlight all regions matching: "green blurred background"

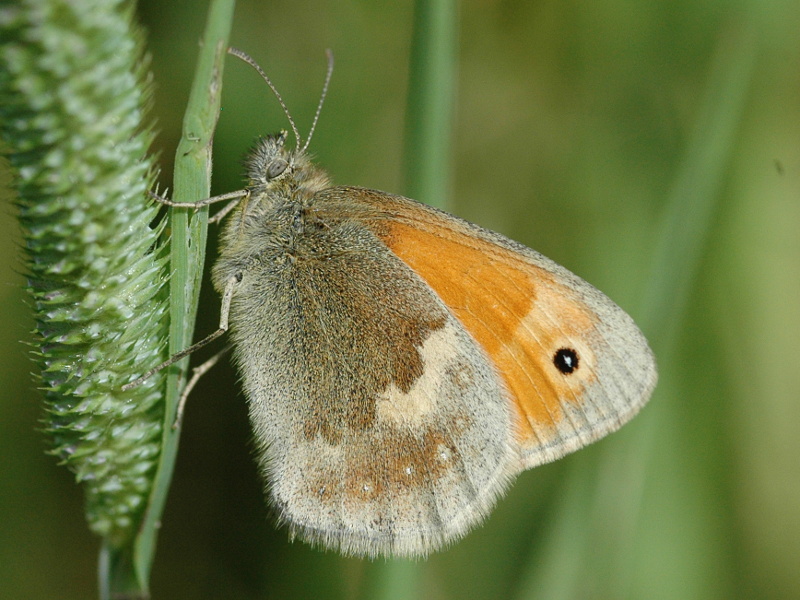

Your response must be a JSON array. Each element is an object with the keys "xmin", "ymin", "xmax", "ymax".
[{"xmin": 1, "ymin": 0, "xmax": 798, "ymax": 598}]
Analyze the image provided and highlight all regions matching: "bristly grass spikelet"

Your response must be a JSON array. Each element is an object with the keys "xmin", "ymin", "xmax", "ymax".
[{"xmin": 0, "ymin": 0, "xmax": 168, "ymax": 549}]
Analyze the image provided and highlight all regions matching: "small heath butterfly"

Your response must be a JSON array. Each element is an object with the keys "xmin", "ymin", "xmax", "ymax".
[{"xmin": 142, "ymin": 49, "xmax": 657, "ymax": 558}]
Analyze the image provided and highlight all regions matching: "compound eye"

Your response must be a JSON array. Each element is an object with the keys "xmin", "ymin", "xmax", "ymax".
[{"xmin": 267, "ymin": 159, "xmax": 288, "ymax": 179}]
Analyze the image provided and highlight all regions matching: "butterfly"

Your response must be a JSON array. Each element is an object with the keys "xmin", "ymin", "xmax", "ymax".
[{"xmin": 129, "ymin": 49, "xmax": 657, "ymax": 558}]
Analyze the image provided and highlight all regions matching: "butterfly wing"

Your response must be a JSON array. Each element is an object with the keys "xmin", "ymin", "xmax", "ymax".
[
  {"xmin": 314, "ymin": 187, "xmax": 658, "ymax": 471},
  {"xmin": 228, "ymin": 182, "xmax": 656, "ymax": 558},
  {"xmin": 225, "ymin": 203, "xmax": 518, "ymax": 558}
]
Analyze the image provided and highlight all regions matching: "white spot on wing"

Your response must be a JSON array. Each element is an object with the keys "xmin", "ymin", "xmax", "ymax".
[{"xmin": 375, "ymin": 322, "xmax": 461, "ymax": 426}]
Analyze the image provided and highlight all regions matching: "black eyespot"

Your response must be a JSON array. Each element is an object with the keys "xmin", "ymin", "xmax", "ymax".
[
  {"xmin": 553, "ymin": 348, "xmax": 579, "ymax": 374},
  {"xmin": 267, "ymin": 158, "xmax": 288, "ymax": 179}
]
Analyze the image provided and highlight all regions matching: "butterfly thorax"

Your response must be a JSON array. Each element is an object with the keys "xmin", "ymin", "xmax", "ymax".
[{"xmin": 211, "ymin": 132, "xmax": 332, "ymax": 292}]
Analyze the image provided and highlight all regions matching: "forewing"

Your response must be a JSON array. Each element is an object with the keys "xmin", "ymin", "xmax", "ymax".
[{"xmin": 314, "ymin": 187, "xmax": 657, "ymax": 471}]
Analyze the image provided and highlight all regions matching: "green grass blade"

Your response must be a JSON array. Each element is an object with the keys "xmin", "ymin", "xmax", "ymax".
[
  {"xmin": 402, "ymin": 0, "xmax": 459, "ymax": 210},
  {"xmin": 132, "ymin": 0, "xmax": 236, "ymax": 592}
]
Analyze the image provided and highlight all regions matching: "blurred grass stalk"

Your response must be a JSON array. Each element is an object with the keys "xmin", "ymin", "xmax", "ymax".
[
  {"xmin": 360, "ymin": 0, "xmax": 457, "ymax": 599},
  {"xmin": 513, "ymin": 22, "xmax": 756, "ymax": 600},
  {"xmin": 402, "ymin": 0, "xmax": 458, "ymax": 211},
  {"xmin": 130, "ymin": 0, "xmax": 235, "ymax": 595}
]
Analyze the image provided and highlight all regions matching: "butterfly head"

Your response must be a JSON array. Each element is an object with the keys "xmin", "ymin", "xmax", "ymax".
[
  {"xmin": 243, "ymin": 131, "xmax": 331, "ymax": 213},
  {"xmin": 246, "ymin": 131, "xmax": 293, "ymax": 191}
]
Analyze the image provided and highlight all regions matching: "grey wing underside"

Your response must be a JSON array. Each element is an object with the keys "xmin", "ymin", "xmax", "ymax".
[{"xmin": 228, "ymin": 215, "xmax": 518, "ymax": 557}]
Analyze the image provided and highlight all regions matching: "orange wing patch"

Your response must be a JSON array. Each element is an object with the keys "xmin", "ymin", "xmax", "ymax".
[{"xmin": 382, "ymin": 221, "xmax": 599, "ymax": 447}]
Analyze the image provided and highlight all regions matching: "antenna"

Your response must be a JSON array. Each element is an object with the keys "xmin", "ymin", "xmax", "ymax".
[
  {"xmin": 227, "ymin": 47, "xmax": 335, "ymax": 153},
  {"xmin": 302, "ymin": 49, "xmax": 334, "ymax": 153},
  {"xmin": 227, "ymin": 47, "xmax": 302, "ymax": 150}
]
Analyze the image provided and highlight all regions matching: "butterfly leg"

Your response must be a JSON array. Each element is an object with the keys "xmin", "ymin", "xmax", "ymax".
[
  {"xmin": 122, "ymin": 274, "xmax": 241, "ymax": 391},
  {"xmin": 172, "ymin": 345, "xmax": 233, "ymax": 429},
  {"xmin": 209, "ymin": 194, "xmax": 248, "ymax": 223},
  {"xmin": 148, "ymin": 189, "xmax": 250, "ymax": 217}
]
